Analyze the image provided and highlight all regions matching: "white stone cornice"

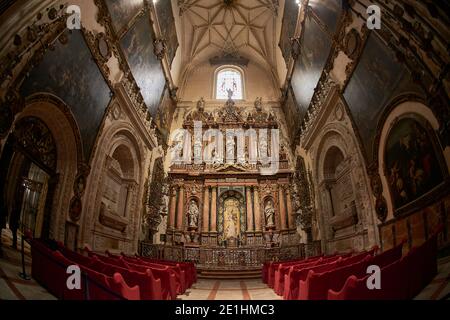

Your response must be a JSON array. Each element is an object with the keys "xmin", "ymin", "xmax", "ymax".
[{"xmin": 114, "ymin": 82, "xmax": 158, "ymax": 150}]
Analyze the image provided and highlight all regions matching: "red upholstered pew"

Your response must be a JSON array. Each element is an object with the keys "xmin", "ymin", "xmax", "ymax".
[
  {"xmin": 328, "ymin": 232, "xmax": 439, "ymax": 300},
  {"xmin": 85, "ymin": 249, "xmax": 178, "ymax": 300},
  {"xmin": 284, "ymin": 249, "xmax": 378, "ymax": 300},
  {"xmin": 61, "ymin": 249, "xmax": 162, "ymax": 300},
  {"xmin": 267, "ymin": 255, "xmax": 323, "ymax": 288},
  {"xmin": 298, "ymin": 246, "xmax": 394, "ymax": 300},
  {"xmin": 30, "ymin": 239, "xmax": 139, "ymax": 300},
  {"xmin": 86, "ymin": 246, "xmax": 191, "ymax": 297},
  {"xmin": 138, "ymin": 255, "xmax": 197, "ymax": 287},
  {"xmin": 276, "ymin": 254, "xmax": 351, "ymax": 296}
]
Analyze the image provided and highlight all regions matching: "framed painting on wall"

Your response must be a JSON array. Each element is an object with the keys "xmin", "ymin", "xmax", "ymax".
[{"xmin": 385, "ymin": 116, "xmax": 445, "ymax": 213}]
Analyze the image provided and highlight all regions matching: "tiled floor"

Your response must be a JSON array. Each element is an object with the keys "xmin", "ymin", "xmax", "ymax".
[
  {"xmin": 414, "ymin": 255, "xmax": 450, "ymax": 300},
  {"xmin": 1, "ymin": 228, "xmax": 449, "ymax": 300},
  {"xmin": 178, "ymin": 279, "xmax": 282, "ymax": 300},
  {"xmin": 0, "ymin": 229, "xmax": 56, "ymax": 300}
]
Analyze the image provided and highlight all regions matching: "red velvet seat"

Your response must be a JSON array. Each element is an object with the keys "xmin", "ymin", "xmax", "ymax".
[
  {"xmin": 31, "ymin": 240, "xmax": 139, "ymax": 300},
  {"xmin": 285, "ymin": 259, "xmax": 342, "ymax": 300},
  {"xmin": 328, "ymin": 256, "xmax": 409, "ymax": 300},
  {"xmin": 299, "ymin": 255, "xmax": 372, "ymax": 300}
]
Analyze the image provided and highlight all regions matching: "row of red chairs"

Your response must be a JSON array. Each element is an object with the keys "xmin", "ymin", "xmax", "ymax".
[
  {"xmin": 266, "ymin": 228, "xmax": 439, "ymax": 300},
  {"xmin": 85, "ymin": 248, "xmax": 196, "ymax": 299},
  {"xmin": 329, "ymin": 231, "xmax": 439, "ymax": 300},
  {"xmin": 31, "ymin": 239, "xmax": 140, "ymax": 300},
  {"xmin": 30, "ymin": 239, "xmax": 197, "ymax": 300}
]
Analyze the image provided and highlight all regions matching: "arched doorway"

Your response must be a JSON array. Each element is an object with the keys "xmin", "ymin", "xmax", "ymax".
[
  {"xmin": 0, "ymin": 117, "xmax": 57, "ymax": 245},
  {"xmin": 0, "ymin": 94, "xmax": 82, "ymax": 248}
]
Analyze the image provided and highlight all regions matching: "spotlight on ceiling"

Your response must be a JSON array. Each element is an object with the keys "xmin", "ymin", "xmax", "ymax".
[{"xmin": 296, "ymin": 0, "xmax": 302, "ymax": 7}]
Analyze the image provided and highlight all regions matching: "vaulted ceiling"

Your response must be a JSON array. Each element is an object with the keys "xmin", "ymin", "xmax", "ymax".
[{"xmin": 174, "ymin": 0, "xmax": 282, "ymax": 81}]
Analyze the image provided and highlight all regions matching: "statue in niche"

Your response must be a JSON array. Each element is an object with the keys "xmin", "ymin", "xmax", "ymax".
[
  {"xmin": 187, "ymin": 200, "xmax": 199, "ymax": 228},
  {"xmin": 197, "ymin": 97, "xmax": 205, "ymax": 112},
  {"xmin": 224, "ymin": 198, "xmax": 240, "ymax": 239},
  {"xmin": 254, "ymin": 97, "xmax": 263, "ymax": 112},
  {"xmin": 264, "ymin": 200, "xmax": 275, "ymax": 228}
]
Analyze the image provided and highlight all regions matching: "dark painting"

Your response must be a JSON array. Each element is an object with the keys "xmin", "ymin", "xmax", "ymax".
[
  {"xmin": 283, "ymin": 86, "xmax": 302, "ymax": 140},
  {"xmin": 20, "ymin": 30, "xmax": 112, "ymax": 160},
  {"xmin": 121, "ymin": 13, "xmax": 166, "ymax": 117},
  {"xmin": 105, "ymin": 0, "xmax": 144, "ymax": 35},
  {"xmin": 279, "ymin": 0, "xmax": 299, "ymax": 64},
  {"xmin": 343, "ymin": 32, "xmax": 424, "ymax": 160},
  {"xmin": 155, "ymin": 0, "xmax": 179, "ymax": 66},
  {"xmin": 309, "ymin": 0, "xmax": 342, "ymax": 33},
  {"xmin": 385, "ymin": 118, "xmax": 444, "ymax": 210},
  {"xmin": 291, "ymin": 14, "xmax": 332, "ymax": 112}
]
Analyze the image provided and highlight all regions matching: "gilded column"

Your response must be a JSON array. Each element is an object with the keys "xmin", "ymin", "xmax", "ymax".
[
  {"xmin": 176, "ymin": 185, "xmax": 185, "ymax": 230},
  {"xmin": 246, "ymin": 187, "xmax": 254, "ymax": 231},
  {"xmin": 202, "ymin": 187, "xmax": 210, "ymax": 233},
  {"xmin": 168, "ymin": 185, "xmax": 177, "ymax": 229},
  {"xmin": 254, "ymin": 186, "xmax": 262, "ymax": 232},
  {"xmin": 279, "ymin": 186, "xmax": 287, "ymax": 230},
  {"xmin": 286, "ymin": 186, "xmax": 295, "ymax": 229},
  {"xmin": 210, "ymin": 186, "xmax": 217, "ymax": 232}
]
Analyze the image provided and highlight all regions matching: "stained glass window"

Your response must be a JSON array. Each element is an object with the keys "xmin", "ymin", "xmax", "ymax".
[{"xmin": 215, "ymin": 68, "xmax": 243, "ymax": 100}]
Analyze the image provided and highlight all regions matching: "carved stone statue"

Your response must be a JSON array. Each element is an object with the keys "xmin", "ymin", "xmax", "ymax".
[
  {"xmin": 264, "ymin": 201, "xmax": 275, "ymax": 228},
  {"xmin": 197, "ymin": 97, "xmax": 205, "ymax": 112},
  {"xmin": 254, "ymin": 97, "xmax": 262, "ymax": 111},
  {"xmin": 187, "ymin": 200, "xmax": 199, "ymax": 228}
]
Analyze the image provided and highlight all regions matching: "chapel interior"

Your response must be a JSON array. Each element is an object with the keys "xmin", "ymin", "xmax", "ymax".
[{"xmin": 0, "ymin": 0, "xmax": 449, "ymax": 301}]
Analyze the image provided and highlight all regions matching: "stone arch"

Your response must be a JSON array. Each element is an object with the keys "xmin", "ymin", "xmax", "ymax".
[
  {"xmin": 0, "ymin": 93, "xmax": 82, "ymax": 241},
  {"xmin": 80, "ymin": 119, "xmax": 147, "ymax": 253},
  {"xmin": 312, "ymin": 121, "xmax": 378, "ymax": 253}
]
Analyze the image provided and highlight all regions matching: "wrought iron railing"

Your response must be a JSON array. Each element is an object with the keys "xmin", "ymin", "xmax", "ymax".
[{"xmin": 139, "ymin": 241, "xmax": 322, "ymax": 270}]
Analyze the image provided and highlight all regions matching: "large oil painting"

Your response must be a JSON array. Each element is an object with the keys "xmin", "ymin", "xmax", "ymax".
[
  {"xmin": 105, "ymin": 0, "xmax": 144, "ymax": 35},
  {"xmin": 309, "ymin": 0, "xmax": 342, "ymax": 33},
  {"xmin": 291, "ymin": 14, "xmax": 332, "ymax": 112},
  {"xmin": 279, "ymin": 0, "xmax": 299, "ymax": 64},
  {"xmin": 385, "ymin": 118, "xmax": 444, "ymax": 210},
  {"xmin": 155, "ymin": 0, "xmax": 179, "ymax": 66},
  {"xmin": 20, "ymin": 30, "xmax": 112, "ymax": 160},
  {"xmin": 121, "ymin": 13, "xmax": 166, "ymax": 117},
  {"xmin": 283, "ymin": 86, "xmax": 302, "ymax": 140},
  {"xmin": 343, "ymin": 32, "xmax": 424, "ymax": 160}
]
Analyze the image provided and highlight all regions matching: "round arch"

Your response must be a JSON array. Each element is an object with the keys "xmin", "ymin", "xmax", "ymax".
[
  {"xmin": 0, "ymin": 93, "xmax": 82, "ymax": 240},
  {"xmin": 80, "ymin": 119, "xmax": 148, "ymax": 253},
  {"xmin": 213, "ymin": 65, "xmax": 246, "ymax": 100},
  {"xmin": 376, "ymin": 100, "xmax": 448, "ymax": 220}
]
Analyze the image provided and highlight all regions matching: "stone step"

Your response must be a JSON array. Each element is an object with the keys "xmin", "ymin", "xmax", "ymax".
[{"xmin": 197, "ymin": 269, "xmax": 262, "ymax": 279}]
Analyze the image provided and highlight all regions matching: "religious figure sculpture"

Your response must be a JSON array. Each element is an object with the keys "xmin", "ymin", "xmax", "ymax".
[
  {"xmin": 265, "ymin": 201, "xmax": 275, "ymax": 228},
  {"xmin": 187, "ymin": 200, "xmax": 199, "ymax": 228},
  {"xmin": 197, "ymin": 97, "xmax": 205, "ymax": 112},
  {"xmin": 227, "ymin": 88, "xmax": 234, "ymax": 100},
  {"xmin": 224, "ymin": 198, "xmax": 240, "ymax": 239},
  {"xmin": 254, "ymin": 97, "xmax": 263, "ymax": 112}
]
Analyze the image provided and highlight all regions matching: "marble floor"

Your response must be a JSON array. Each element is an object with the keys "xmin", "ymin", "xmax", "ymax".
[
  {"xmin": 0, "ymin": 229, "xmax": 56, "ymax": 300},
  {"xmin": 178, "ymin": 279, "xmax": 282, "ymax": 300},
  {"xmin": 0, "ymin": 228, "xmax": 449, "ymax": 300}
]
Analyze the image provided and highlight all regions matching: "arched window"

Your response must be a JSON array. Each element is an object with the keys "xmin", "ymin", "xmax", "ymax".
[{"xmin": 215, "ymin": 67, "xmax": 243, "ymax": 100}]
